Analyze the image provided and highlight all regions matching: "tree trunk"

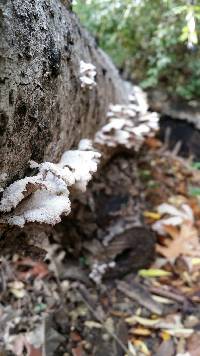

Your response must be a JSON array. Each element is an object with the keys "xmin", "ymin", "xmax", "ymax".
[{"xmin": 0, "ymin": 0, "xmax": 129, "ymax": 188}]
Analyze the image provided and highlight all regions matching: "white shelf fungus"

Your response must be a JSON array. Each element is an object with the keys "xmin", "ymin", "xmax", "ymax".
[
  {"xmin": 0, "ymin": 173, "xmax": 8, "ymax": 192},
  {"xmin": 79, "ymin": 60, "xmax": 96, "ymax": 89},
  {"xmin": 7, "ymin": 191, "xmax": 71, "ymax": 228},
  {"xmin": 95, "ymin": 101, "xmax": 159, "ymax": 150},
  {"xmin": 0, "ymin": 86, "xmax": 159, "ymax": 228},
  {"xmin": 78, "ymin": 139, "xmax": 94, "ymax": 151},
  {"xmin": 0, "ymin": 176, "xmax": 44, "ymax": 212},
  {"xmin": 131, "ymin": 85, "xmax": 149, "ymax": 114},
  {"xmin": 60, "ymin": 150, "xmax": 100, "ymax": 192},
  {"xmin": 0, "ymin": 143, "xmax": 101, "ymax": 227}
]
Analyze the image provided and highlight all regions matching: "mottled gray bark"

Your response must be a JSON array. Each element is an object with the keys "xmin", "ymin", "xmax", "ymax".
[{"xmin": 0, "ymin": 0, "xmax": 128, "ymax": 188}]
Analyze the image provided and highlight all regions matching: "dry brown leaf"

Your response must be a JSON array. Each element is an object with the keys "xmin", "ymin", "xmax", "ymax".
[
  {"xmin": 9, "ymin": 335, "xmax": 42, "ymax": 356},
  {"xmin": 132, "ymin": 339, "xmax": 151, "ymax": 355},
  {"xmin": 156, "ymin": 222, "xmax": 200, "ymax": 260},
  {"xmin": 16, "ymin": 258, "xmax": 49, "ymax": 280},
  {"xmin": 145, "ymin": 137, "xmax": 162, "ymax": 149},
  {"xmin": 72, "ymin": 344, "xmax": 83, "ymax": 356},
  {"xmin": 187, "ymin": 332, "xmax": 200, "ymax": 356},
  {"xmin": 155, "ymin": 339, "xmax": 174, "ymax": 356},
  {"xmin": 29, "ymin": 345, "xmax": 43, "ymax": 356},
  {"xmin": 164, "ymin": 225, "xmax": 180, "ymax": 239},
  {"xmin": 129, "ymin": 327, "xmax": 152, "ymax": 336}
]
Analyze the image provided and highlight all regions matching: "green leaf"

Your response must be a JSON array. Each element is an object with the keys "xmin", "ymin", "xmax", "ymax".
[
  {"xmin": 188, "ymin": 186, "xmax": 200, "ymax": 196},
  {"xmin": 191, "ymin": 162, "xmax": 200, "ymax": 169},
  {"xmin": 139, "ymin": 269, "xmax": 172, "ymax": 278}
]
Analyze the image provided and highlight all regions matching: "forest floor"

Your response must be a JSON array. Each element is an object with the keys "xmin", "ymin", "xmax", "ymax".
[{"xmin": 2, "ymin": 124, "xmax": 200, "ymax": 356}]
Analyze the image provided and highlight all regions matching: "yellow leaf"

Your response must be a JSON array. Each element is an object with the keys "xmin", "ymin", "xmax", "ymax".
[
  {"xmin": 143, "ymin": 211, "xmax": 161, "ymax": 220},
  {"xmin": 8, "ymin": 281, "xmax": 26, "ymax": 299},
  {"xmin": 163, "ymin": 328, "xmax": 193, "ymax": 338},
  {"xmin": 84, "ymin": 321, "xmax": 102, "ymax": 329},
  {"xmin": 129, "ymin": 327, "xmax": 151, "ymax": 336},
  {"xmin": 168, "ymin": 195, "xmax": 187, "ymax": 206},
  {"xmin": 133, "ymin": 340, "xmax": 151, "ymax": 355},
  {"xmin": 160, "ymin": 330, "xmax": 171, "ymax": 341},
  {"xmin": 10, "ymin": 288, "xmax": 26, "ymax": 299},
  {"xmin": 125, "ymin": 315, "xmax": 160, "ymax": 327},
  {"xmin": 191, "ymin": 258, "xmax": 200, "ymax": 266},
  {"xmin": 138, "ymin": 268, "xmax": 171, "ymax": 278},
  {"xmin": 152, "ymin": 295, "xmax": 174, "ymax": 304},
  {"xmin": 127, "ymin": 341, "xmax": 136, "ymax": 356}
]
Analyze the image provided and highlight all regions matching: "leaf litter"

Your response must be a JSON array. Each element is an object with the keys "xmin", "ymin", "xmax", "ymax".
[{"xmin": 1, "ymin": 90, "xmax": 200, "ymax": 355}]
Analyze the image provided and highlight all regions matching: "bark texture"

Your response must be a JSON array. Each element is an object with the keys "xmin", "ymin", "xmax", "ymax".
[{"xmin": 0, "ymin": 0, "xmax": 128, "ymax": 188}]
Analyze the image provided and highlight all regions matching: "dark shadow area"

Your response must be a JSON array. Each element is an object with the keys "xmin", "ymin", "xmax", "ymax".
[{"xmin": 158, "ymin": 115, "xmax": 200, "ymax": 161}]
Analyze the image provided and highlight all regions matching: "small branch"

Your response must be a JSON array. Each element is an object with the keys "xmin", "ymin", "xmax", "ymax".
[
  {"xmin": 76, "ymin": 284, "xmax": 132, "ymax": 356},
  {"xmin": 149, "ymin": 286, "xmax": 186, "ymax": 303},
  {"xmin": 117, "ymin": 280, "xmax": 163, "ymax": 316}
]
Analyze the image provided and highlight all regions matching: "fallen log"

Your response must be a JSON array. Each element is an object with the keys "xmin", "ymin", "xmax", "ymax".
[{"xmin": 0, "ymin": 0, "xmax": 128, "ymax": 189}]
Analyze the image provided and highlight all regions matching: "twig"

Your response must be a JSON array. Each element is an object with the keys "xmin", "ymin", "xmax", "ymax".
[
  {"xmin": 172, "ymin": 140, "xmax": 182, "ymax": 156},
  {"xmin": 163, "ymin": 150, "xmax": 196, "ymax": 173},
  {"xmin": 159, "ymin": 126, "xmax": 171, "ymax": 153},
  {"xmin": 76, "ymin": 284, "xmax": 132, "ymax": 356},
  {"xmin": 117, "ymin": 280, "xmax": 163, "ymax": 315},
  {"xmin": 149, "ymin": 286, "xmax": 186, "ymax": 303},
  {"xmin": 42, "ymin": 317, "xmax": 47, "ymax": 356}
]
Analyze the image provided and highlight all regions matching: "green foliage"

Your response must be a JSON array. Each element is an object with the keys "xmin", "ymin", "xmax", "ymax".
[
  {"xmin": 188, "ymin": 186, "xmax": 200, "ymax": 196},
  {"xmin": 191, "ymin": 162, "xmax": 200, "ymax": 169},
  {"xmin": 74, "ymin": 0, "xmax": 200, "ymax": 100}
]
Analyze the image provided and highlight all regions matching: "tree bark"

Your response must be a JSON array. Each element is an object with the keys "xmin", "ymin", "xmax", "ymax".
[{"xmin": 0, "ymin": 0, "xmax": 129, "ymax": 188}]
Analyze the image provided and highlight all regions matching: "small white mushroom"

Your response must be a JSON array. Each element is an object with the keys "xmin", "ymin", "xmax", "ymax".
[{"xmin": 79, "ymin": 60, "xmax": 96, "ymax": 89}]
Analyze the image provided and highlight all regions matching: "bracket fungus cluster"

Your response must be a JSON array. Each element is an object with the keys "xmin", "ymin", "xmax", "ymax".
[
  {"xmin": 0, "ymin": 81, "xmax": 159, "ymax": 228},
  {"xmin": 94, "ymin": 91, "xmax": 159, "ymax": 152},
  {"xmin": 79, "ymin": 60, "xmax": 97, "ymax": 89},
  {"xmin": 0, "ymin": 142, "xmax": 100, "ymax": 227}
]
